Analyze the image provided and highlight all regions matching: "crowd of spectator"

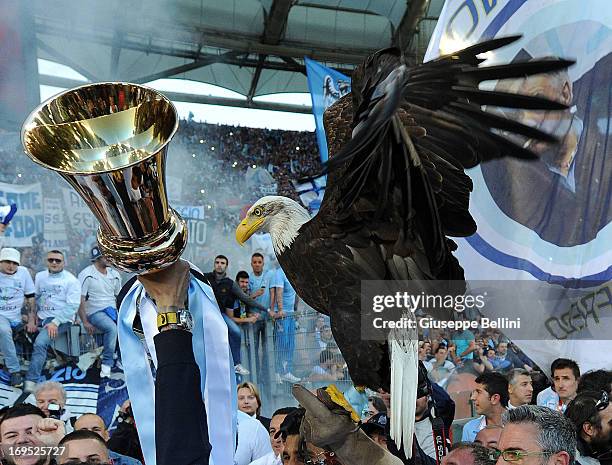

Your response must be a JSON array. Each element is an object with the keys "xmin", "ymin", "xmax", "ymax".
[{"xmin": 417, "ymin": 325, "xmax": 536, "ymax": 388}]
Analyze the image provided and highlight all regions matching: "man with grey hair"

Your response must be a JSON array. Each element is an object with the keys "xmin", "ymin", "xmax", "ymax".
[
  {"xmin": 495, "ymin": 405, "xmax": 576, "ymax": 465},
  {"xmin": 507, "ymin": 368, "xmax": 534, "ymax": 409},
  {"xmin": 33, "ymin": 380, "xmax": 75, "ymax": 432}
]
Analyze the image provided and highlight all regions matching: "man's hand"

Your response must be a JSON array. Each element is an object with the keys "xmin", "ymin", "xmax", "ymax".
[
  {"xmin": 252, "ymin": 288, "xmax": 265, "ymax": 298},
  {"xmin": 0, "ymin": 223, "xmax": 6, "ymax": 234},
  {"xmin": 292, "ymin": 385, "xmax": 355, "ymax": 449},
  {"xmin": 120, "ymin": 399, "xmax": 135, "ymax": 424},
  {"xmin": 137, "ymin": 259, "xmax": 190, "ymax": 311},
  {"xmin": 277, "ymin": 310, "xmax": 285, "ymax": 319},
  {"xmin": 35, "ymin": 418, "xmax": 65, "ymax": 446},
  {"xmin": 46, "ymin": 323, "xmax": 58, "ymax": 339},
  {"xmin": 26, "ymin": 319, "xmax": 38, "ymax": 333},
  {"xmin": 83, "ymin": 320, "xmax": 96, "ymax": 335}
]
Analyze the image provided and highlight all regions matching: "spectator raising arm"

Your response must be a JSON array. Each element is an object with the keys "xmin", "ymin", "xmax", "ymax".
[
  {"xmin": 231, "ymin": 281, "xmax": 267, "ymax": 312},
  {"xmin": 138, "ymin": 260, "xmax": 212, "ymax": 464}
]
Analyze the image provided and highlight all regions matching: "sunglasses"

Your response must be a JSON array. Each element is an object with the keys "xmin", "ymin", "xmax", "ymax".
[
  {"xmin": 489, "ymin": 449, "xmax": 553, "ymax": 462},
  {"xmin": 595, "ymin": 390, "xmax": 609, "ymax": 411},
  {"xmin": 48, "ymin": 258, "xmax": 63, "ymax": 263}
]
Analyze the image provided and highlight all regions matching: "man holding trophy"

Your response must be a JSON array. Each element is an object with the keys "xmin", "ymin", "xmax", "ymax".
[{"xmin": 22, "ymin": 83, "xmax": 235, "ymax": 465}]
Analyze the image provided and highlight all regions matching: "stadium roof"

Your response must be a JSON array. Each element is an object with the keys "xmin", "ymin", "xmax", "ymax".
[{"xmin": 35, "ymin": 0, "xmax": 444, "ymax": 113}]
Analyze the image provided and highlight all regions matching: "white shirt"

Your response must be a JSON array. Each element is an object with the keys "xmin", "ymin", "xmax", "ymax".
[
  {"xmin": 35, "ymin": 270, "xmax": 81, "ymax": 324},
  {"xmin": 0, "ymin": 267, "xmax": 35, "ymax": 322},
  {"xmin": 415, "ymin": 417, "xmax": 436, "ymax": 459},
  {"xmin": 423, "ymin": 360, "xmax": 455, "ymax": 372},
  {"xmin": 424, "ymin": 360, "xmax": 455, "ymax": 387},
  {"xmin": 235, "ymin": 410, "xmax": 273, "ymax": 465},
  {"xmin": 249, "ymin": 451, "xmax": 281, "ymax": 465},
  {"xmin": 78, "ymin": 264, "xmax": 122, "ymax": 316}
]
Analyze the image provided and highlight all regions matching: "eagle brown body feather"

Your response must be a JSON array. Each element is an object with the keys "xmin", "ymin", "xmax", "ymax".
[{"xmin": 269, "ymin": 36, "xmax": 573, "ymax": 392}]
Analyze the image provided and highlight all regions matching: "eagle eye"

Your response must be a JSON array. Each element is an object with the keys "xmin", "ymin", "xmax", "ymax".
[{"xmin": 253, "ymin": 207, "xmax": 263, "ymax": 217}]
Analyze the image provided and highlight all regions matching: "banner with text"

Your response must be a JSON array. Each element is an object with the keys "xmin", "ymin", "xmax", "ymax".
[
  {"xmin": 61, "ymin": 188, "xmax": 98, "ymax": 233},
  {"xmin": 43, "ymin": 197, "xmax": 69, "ymax": 252},
  {"xmin": 0, "ymin": 182, "xmax": 43, "ymax": 247}
]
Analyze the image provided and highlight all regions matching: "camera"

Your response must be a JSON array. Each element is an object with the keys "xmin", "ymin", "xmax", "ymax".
[
  {"xmin": 47, "ymin": 402, "xmax": 63, "ymax": 420},
  {"xmin": 117, "ymin": 405, "xmax": 134, "ymax": 423}
]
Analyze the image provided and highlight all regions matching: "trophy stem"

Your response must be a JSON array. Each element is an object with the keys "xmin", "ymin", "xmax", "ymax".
[{"xmin": 97, "ymin": 208, "xmax": 187, "ymax": 274}]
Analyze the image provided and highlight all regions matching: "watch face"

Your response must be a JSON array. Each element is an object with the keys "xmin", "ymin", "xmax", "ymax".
[{"xmin": 180, "ymin": 310, "xmax": 194, "ymax": 329}]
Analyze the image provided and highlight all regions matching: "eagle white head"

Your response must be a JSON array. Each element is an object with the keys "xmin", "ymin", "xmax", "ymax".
[{"xmin": 235, "ymin": 196, "xmax": 311, "ymax": 254}]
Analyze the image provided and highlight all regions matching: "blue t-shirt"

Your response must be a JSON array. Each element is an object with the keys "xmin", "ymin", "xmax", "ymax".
[
  {"xmin": 272, "ymin": 267, "xmax": 296, "ymax": 313},
  {"xmin": 453, "ymin": 329, "xmax": 475, "ymax": 360},
  {"xmin": 249, "ymin": 269, "xmax": 274, "ymax": 310}
]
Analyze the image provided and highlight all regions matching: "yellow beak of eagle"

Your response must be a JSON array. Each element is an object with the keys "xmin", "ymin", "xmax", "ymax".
[{"xmin": 235, "ymin": 216, "xmax": 265, "ymax": 245}]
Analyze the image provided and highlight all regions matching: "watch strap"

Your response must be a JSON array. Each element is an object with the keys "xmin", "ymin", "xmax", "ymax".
[{"xmin": 157, "ymin": 311, "xmax": 180, "ymax": 329}]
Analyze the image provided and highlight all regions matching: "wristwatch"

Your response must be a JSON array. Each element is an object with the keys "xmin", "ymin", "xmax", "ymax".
[{"xmin": 157, "ymin": 309, "xmax": 194, "ymax": 332}]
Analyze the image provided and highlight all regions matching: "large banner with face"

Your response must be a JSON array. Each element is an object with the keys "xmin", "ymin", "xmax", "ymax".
[
  {"xmin": 305, "ymin": 58, "xmax": 351, "ymax": 163},
  {"xmin": 425, "ymin": 0, "xmax": 612, "ymax": 373}
]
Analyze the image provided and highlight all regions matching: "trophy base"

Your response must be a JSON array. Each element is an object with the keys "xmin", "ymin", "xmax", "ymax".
[{"xmin": 97, "ymin": 209, "xmax": 188, "ymax": 274}]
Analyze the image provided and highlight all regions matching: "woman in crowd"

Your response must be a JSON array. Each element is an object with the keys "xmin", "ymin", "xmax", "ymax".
[{"xmin": 238, "ymin": 381, "xmax": 271, "ymax": 431}]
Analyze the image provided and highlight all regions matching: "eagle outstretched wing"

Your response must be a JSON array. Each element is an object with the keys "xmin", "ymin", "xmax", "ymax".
[{"xmin": 303, "ymin": 35, "xmax": 573, "ymax": 451}]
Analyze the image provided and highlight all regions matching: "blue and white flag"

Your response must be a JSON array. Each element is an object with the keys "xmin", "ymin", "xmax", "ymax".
[
  {"xmin": 0, "ymin": 204, "xmax": 17, "ymax": 225},
  {"xmin": 305, "ymin": 58, "xmax": 351, "ymax": 163},
  {"xmin": 426, "ymin": 0, "xmax": 612, "ymax": 373}
]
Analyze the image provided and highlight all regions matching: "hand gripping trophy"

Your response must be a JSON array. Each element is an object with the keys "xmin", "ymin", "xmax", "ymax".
[{"xmin": 22, "ymin": 83, "xmax": 235, "ymax": 465}]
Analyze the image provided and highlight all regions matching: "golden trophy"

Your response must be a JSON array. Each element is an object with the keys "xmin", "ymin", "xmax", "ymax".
[{"xmin": 21, "ymin": 83, "xmax": 187, "ymax": 274}]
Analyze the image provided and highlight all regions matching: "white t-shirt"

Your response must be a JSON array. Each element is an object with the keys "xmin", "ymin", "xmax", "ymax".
[
  {"xmin": 424, "ymin": 360, "xmax": 455, "ymax": 386},
  {"xmin": 423, "ymin": 360, "xmax": 455, "ymax": 372},
  {"xmin": 235, "ymin": 410, "xmax": 273, "ymax": 465},
  {"xmin": 249, "ymin": 451, "xmax": 281, "ymax": 465},
  {"xmin": 78, "ymin": 264, "xmax": 122, "ymax": 316},
  {"xmin": 35, "ymin": 270, "xmax": 81, "ymax": 323},
  {"xmin": 0, "ymin": 267, "xmax": 35, "ymax": 322},
  {"xmin": 415, "ymin": 417, "xmax": 436, "ymax": 459}
]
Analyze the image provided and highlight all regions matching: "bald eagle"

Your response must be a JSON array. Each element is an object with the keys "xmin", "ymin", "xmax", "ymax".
[{"xmin": 235, "ymin": 36, "xmax": 572, "ymax": 452}]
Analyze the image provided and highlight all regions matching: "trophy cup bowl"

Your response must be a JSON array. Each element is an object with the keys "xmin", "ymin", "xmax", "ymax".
[{"xmin": 21, "ymin": 82, "xmax": 187, "ymax": 274}]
